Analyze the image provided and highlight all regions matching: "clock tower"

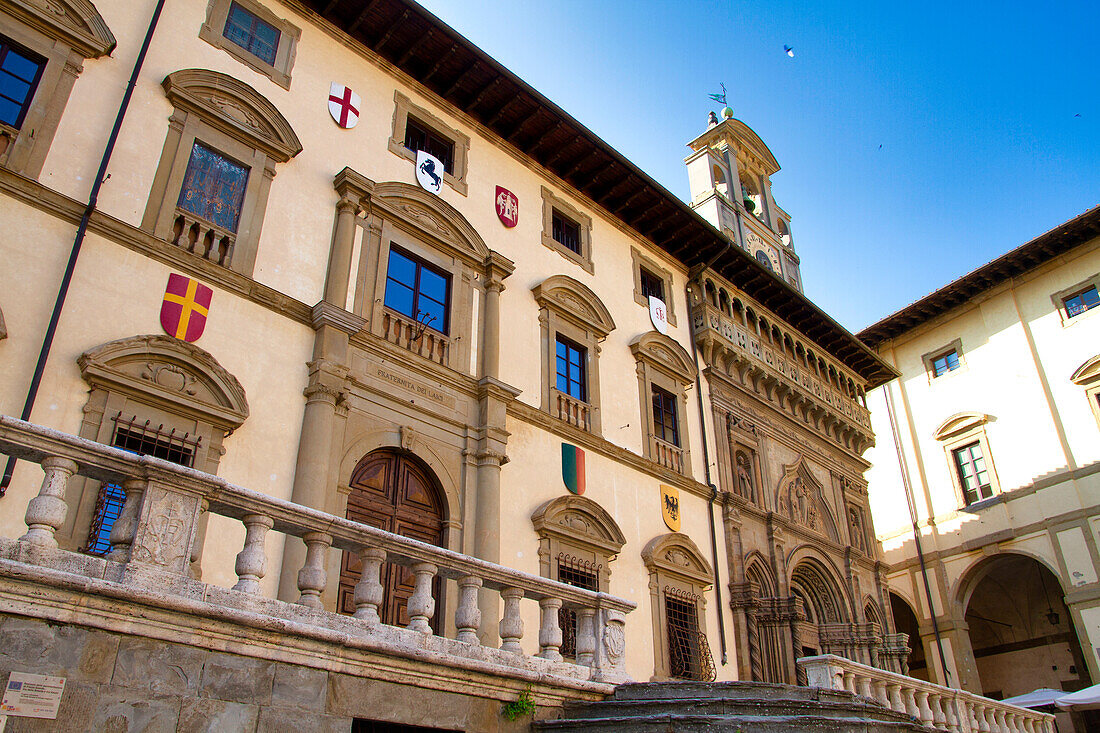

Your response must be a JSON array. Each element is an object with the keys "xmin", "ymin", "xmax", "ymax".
[{"xmin": 685, "ymin": 109, "xmax": 803, "ymax": 292}]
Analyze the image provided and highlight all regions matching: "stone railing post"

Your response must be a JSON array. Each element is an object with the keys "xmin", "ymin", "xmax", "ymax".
[
  {"xmin": 19, "ymin": 456, "xmax": 78, "ymax": 547},
  {"xmin": 591, "ymin": 607, "xmax": 629, "ymax": 683},
  {"xmin": 232, "ymin": 513, "xmax": 273, "ymax": 594},
  {"xmin": 406, "ymin": 562, "xmax": 437, "ymax": 634},
  {"xmin": 352, "ymin": 548, "xmax": 387, "ymax": 624},
  {"xmin": 297, "ymin": 531, "xmax": 332, "ymax": 609},
  {"xmin": 538, "ymin": 597, "xmax": 563, "ymax": 661},
  {"xmin": 107, "ymin": 478, "xmax": 146, "ymax": 561},
  {"xmin": 125, "ymin": 479, "xmax": 203, "ymax": 579},
  {"xmin": 499, "ymin": 587, "xmax": 524, "ymax": 653},
  {"xmin": 454, "ymin": 575, "xmax": 482, "ymax": 644},
  {"xmin": 575, "ymin": 607, "xmax": 596, "ymax": 667}
]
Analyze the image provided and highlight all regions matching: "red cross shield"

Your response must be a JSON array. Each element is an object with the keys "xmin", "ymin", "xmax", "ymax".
[
  {"xmin": 495, "ymin": 186, "xmax": 518, "ymax": 228},
  {"xmin": 161, "ymin": 274, "xmax": 212, "ymax": 343},
  {"xmin": 328, "ymin": 82, "xmax": 360, "ymax": 129}
]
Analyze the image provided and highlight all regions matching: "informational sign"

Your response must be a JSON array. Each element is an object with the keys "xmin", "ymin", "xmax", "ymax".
[
  {"xmin": 1, "ymin": 672, "xmax": 65, "ymax": 719},
  {"xmin": 495, "ymin": 186, "xmax": 518, "ymax": 228},
  {"xmin": 660, "ymin": 484, "xmax": 680, "ymax": 531},
  {"xmin": 328, "ymin": 82, "xmax": 360, "ymax": 129},
  {"xmin": 415, "ymin": 150, "xmax": 444, "ymax": 194},
  {"xmin": 649, "ymin": 295, "xmax": 668, "ymax": 334}
]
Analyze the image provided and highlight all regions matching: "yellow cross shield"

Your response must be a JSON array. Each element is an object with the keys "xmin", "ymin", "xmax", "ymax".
[{"xmin": 660, "ymin": 484, "xmax": 680, "ymax": 532}]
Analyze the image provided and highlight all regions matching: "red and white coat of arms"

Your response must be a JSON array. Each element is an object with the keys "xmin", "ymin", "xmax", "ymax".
[
  {"xmin": 495, "ymin": 186, "xmax": 518, "ymax": 228},
  {"xmin": 328, "ymin": 82, "xmax": 360, "ymax": 129}
]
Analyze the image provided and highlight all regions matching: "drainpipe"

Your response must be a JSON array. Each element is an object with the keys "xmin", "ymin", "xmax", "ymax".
[
  {"xmin": 0, "ymin": 0, "xmax": 167, "ymax": 496},
  {"xmin": 687, "ymin": 230, "xmax": 734, "ymax": 666},
  {"xmin": 884, "ymin": 386, "xmax": 955, "ymax": 687}
]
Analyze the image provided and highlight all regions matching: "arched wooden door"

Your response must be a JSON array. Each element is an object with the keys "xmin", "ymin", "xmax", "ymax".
[{"xmin": 339, "ymin": 450, "xmax": 445, "ymax": 630}]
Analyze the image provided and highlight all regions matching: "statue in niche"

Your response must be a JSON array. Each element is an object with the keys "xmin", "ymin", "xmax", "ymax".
[
  {"xmin": 786, "ymin": 476, "xmax": 818, "ymax": 530},
  {"xmin": 848, "ymin": 507, "xmax": 866, "ymax": 551},
  {"xmin": 735, "ymin": 451, "xmax": 756, "ymax": 503}
]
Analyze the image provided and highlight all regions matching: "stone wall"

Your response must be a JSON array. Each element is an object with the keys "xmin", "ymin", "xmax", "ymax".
[{"xmin": 0, "ymin": 614, "xmax": 537, "ymax": 732}]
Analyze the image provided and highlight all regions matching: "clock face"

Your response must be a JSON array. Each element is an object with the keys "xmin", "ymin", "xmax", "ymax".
[{"xmin": 755, "ymin": 249, "xmax": 774, "ymax": 271}]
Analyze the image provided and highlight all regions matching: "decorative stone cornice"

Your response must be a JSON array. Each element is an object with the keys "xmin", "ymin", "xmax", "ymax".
[{"xmin": 311, "ymin": 301, "xmax": 366, "ymax": 334}]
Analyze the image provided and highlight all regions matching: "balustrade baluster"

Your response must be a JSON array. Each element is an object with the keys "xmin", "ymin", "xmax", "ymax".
[
  {"xmin": 978, "ymin": 706, "xmax": 993, "ymax": 733},
  {"xmin": 575, "ymin": 607, "xmax": 596, "ymax": 667},
  {"xmin": 993, "ymin": 709, "xmax": 1007, "ymax": 733},
  {"xmin": 903, "ymin": 688, "xmax": 920, "ymax": 720},
  {"xmin": 915, "ymin": 690, "xmax": 933, "ymax": 725},
  {"xmin": 843, "ymin": 670, "xmax": 857, "ymax": 694},
  {"xmin": 107, "ymin": 478, "xmax": 146, "ymax": 561},
  {"xmin": 857, "ymin": 674, "xmax": 873, "ymax": 699},
  {"xmin": 538, "ymin": 597, "xmax": 563, "ymax": 661},
  {"xmin": 887, "ymin": 682, "xmax": 904, "ymax": 714},
  {"xmin": 352, "ymin": 548, "xmax": 387, "ymax": 624},
  {"xmin": 232, "ymin": 514, "xmax": 273, "ymax": 594},
  {"xmin": 296, "ymin": 532, "xmax": 332, "ymax": 609},
  {"xmin": 873, "ymin": 679, "xmax": 890, "ymax": 708},
  {"xmin": 929, "ymin": 693, "xmax": 946, "ymax": 729},
  {"xmin": 499, "ymin": 587, "xmax": 524, "ymax": 653},
  {"xmin": 943, "ymin": 695, "xmax": 959, "ymax": 732},
  {"xmin": 406, "ymin": 562, "xmax": 437, "ymax": 634},
  {"xmin": 19, "ymin": 457, "xmax": 79, "ymax": 547},
  {"xmin": 454, "ymin": 575, "xmax": 482, "ymax": 644}
]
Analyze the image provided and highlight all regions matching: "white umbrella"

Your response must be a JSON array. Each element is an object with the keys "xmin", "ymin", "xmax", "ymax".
[
  {"xmin": 1001, "ymin": 688, "xmax": 1064, "ymax": 709},
  {"xmin": 1056, "ymin": 682, "xmax": 1100, "ymax": 710}
]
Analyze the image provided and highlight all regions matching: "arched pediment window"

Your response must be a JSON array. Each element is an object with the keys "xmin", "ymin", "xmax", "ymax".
[
  {"xmin": 531, "ymin": 494, "xmax": 626, "ymax": 592},
  {"xmin": 0, "ymin": 0, "xmax": 115, "ymax": 176},
  {"xmin": 142, "ymin": 69, "xmax": 302, "ymax": 276},
  {"xmin": 68, "ymin": 335, "xmax": 247, "ymax": 558},
  {"xmin": 630, "ymin": 332, "xmax": 697, "ymax": 475},
  {"xmin": 642, "ymin": 532, "xmax": 716, "ymax": 681},
  {"xmin": 532, "ymin": 274, "xmax": 616, "ymax": 434}
]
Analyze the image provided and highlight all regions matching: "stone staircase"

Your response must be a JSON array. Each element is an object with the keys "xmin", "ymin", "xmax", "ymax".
[{"xmin": 535, "ymin": 681, "xmax": 937, "ymax": 732}]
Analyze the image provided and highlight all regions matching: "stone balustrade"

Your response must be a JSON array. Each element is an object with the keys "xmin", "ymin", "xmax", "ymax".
[
  {"xmin": 380, "ymin": 309, "xmax": 450, "ymax": 364},
  {"xmin": 650, "ymin": 435, "xmax": 684, "ymax": 474},
  {"xmin": 552, "ymin": 389, "xmax": 591, "ymax": 432},
  {"xmin": 799, "ymin": 654, "xmax": 1055, "ymax": 733},
  {"xmin": 170, "ymin": 208, "xmax": 236, "ymax": 267},
  {"xmin": 0, "ymin": 415, "xmax": 634, "ymax": 686}
]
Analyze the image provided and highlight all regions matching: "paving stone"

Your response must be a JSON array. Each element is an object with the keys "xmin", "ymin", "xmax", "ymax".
[
  {"xmin": 177, "ymin": 697, "xmax": 259, "ymax": 733},
  {"xmin": 256, "ymin": 706, "xmax": 351, "ymax": 733},
  {"xmin": 199, "ymin": 652, "xmax": 274, "ymax": 705},
  {"xmin": 270, "ymin": 663, "xmax": 327, "ymax": 711},
  {"xmin": 112, "ymin": 637, "xmax": 205, "ymax": 696}
]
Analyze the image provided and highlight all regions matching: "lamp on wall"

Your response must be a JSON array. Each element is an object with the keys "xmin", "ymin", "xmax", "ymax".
[
  {"xmin": 410, "ymin": 310, "xmax": 436, "ymax": 342},
  {"xmin": 1038, "ymin": 565, "xmax": 1061, "ymax": 626}
]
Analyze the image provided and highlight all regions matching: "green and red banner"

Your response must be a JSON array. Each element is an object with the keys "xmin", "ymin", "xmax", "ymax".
[
  {"xmin": 161, "ymin": 273, "xmax": 212, "ymax": 343},
  {"xmin": 562, "ymin": 443, "xmax": 585, "ymax": 495}
]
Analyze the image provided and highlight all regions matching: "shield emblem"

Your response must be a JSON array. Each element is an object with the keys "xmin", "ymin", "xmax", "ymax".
[
  {"xmin": 562, "ymin": 443, "xmax": 585, "ymax": 495},
  {"xmin": 661, "ymin": 484, "xmax": 681, "ymax": 531},
  {"xmin": 495, "ymin": 186, "xmax": 519, "ymax": 227},
  {"xmin": 161, "ymin": 273, "xmax": 212, "ymax": 343},
  {"xmin": 415, "ymin": 150, "xmax": 444, "ymax": 194},
  {"xmin": 649, "ymin": 296, "xmax": 668, "ymax": 335},
  {"xmin": 328, "ymin": 82, "xmax": 360, "ymax": 129}
]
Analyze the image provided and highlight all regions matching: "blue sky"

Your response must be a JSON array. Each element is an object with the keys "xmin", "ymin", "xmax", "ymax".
[{"xmin": 414, "ymin": 0, "xmax": 1099, "ymax": 332}]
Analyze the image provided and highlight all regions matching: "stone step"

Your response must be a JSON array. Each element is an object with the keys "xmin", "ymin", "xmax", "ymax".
[
  {"xmin": 536, "ymin": 713, "xmax": 936, "ymax": 733},
  {"xmin": 609, "ymin": 680, "xmax": 854, "ymax": 703},
  {"xmin": 559, "ymin": 696, "xmax": 917, "ymax": 723}
]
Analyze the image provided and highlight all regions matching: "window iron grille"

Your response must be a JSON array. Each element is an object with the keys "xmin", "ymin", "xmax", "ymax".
[
  {"xmin": 83, "ymin": 414, "xmax": 200, "ymax": 556},
  {"xmin": 665, "ymin": 591, "xmax": 716, "ymax": 681},
  {"xmin": 557, "ymin": 556, "xmax": 598, "ymax": 658}
]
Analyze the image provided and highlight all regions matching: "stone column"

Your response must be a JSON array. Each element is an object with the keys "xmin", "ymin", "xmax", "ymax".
[
  {"xmin": 326, "ymin": 168, "xmax": 374, "ymax": 308},
  {"xmin": 471, "ymin": 377, "xmax": 521, "ymax": 646},
  {"xmin": 480, "ymin": 252, "xmax": 513, "ymax": 380},
  {"xmin": 277, "ymin": 304, "xmax": 363, "ymax": 603}
]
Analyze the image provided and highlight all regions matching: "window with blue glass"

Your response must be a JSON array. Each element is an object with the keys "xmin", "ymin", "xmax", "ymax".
[
  {"xmin": 932, "ymin": 348, "xmax": 960, "ymax": 378},
  {"xmin": 0, "ymin": 37, "xmax": 44, "ymax": 129},
  {"xmin": 556, "ymin": 336, "xmax": 587, "ymax": 401},
  {"xmin": 1065, "ymin": 286, "xmax": 1100, "ymax": 318},
  {"xmin": 223, "ymin": 1, "xmax": 280, "ymax": 66},
  {"xmin": 177, "ymin": 142, "xmax": 250, "ymax": 232},
  {"xmin": 652, "ymin": 386, "xmax": 679, "ymax": 446},
  {"xmin": 85, "ymin": 418, "xmax": 197, "ymax": 556},
  {"xmin": 384, "ymin": 246, "xmax": 450, "ymax": 334}
]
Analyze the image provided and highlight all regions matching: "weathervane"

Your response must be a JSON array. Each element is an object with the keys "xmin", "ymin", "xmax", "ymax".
[{"xmin": 707, "ymin": 83, "xmax": 727, "ymax": 107}]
